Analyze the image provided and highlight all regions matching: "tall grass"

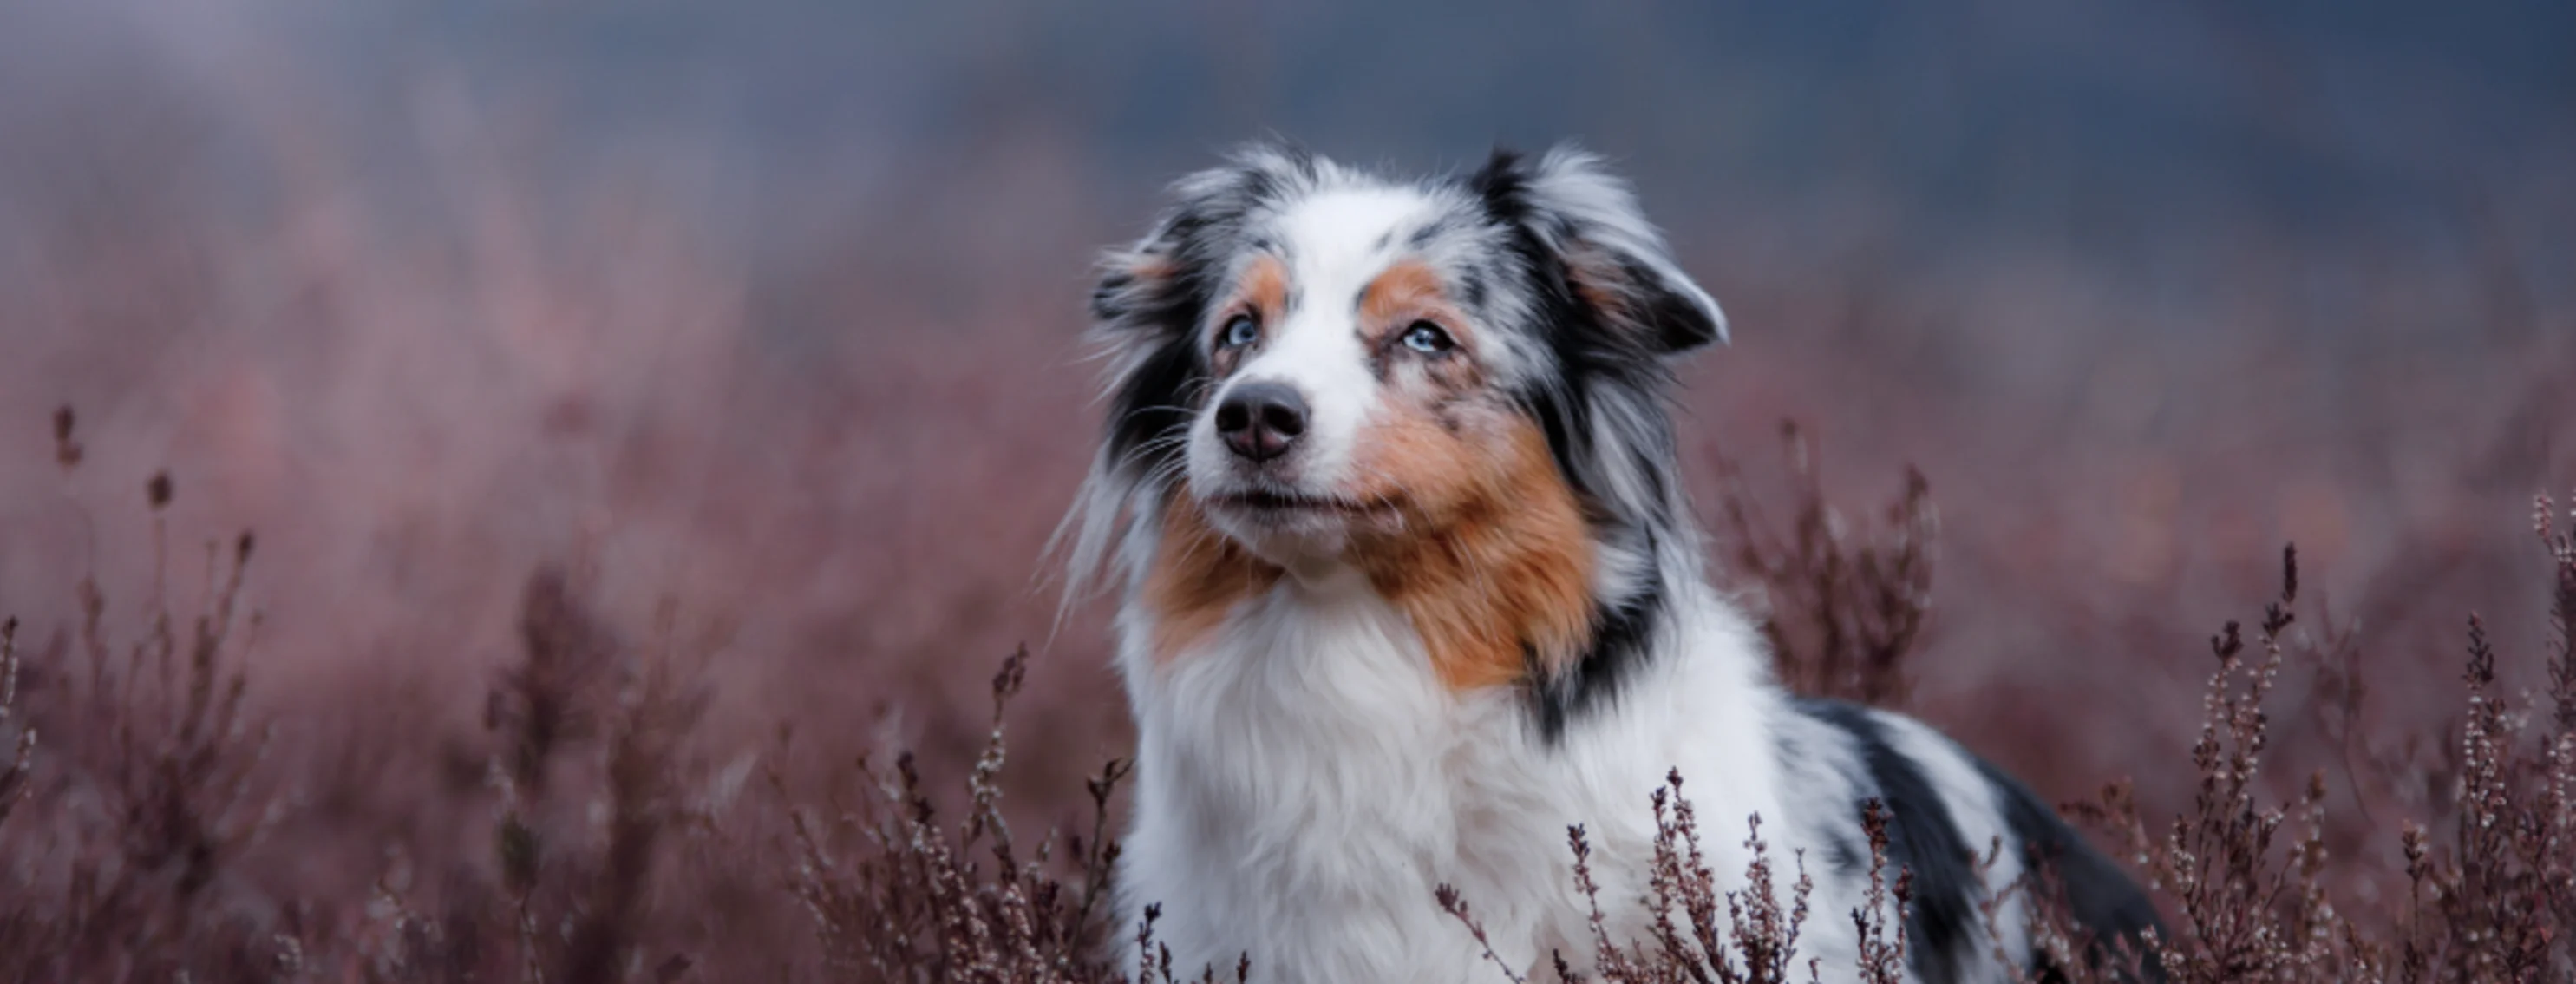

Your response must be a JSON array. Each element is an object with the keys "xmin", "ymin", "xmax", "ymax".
[{"xmin": 2, "ymin": 409, "xmax": 2570, "ymax": 981}]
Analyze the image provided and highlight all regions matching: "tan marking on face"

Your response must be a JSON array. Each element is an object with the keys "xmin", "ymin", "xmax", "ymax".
[
  {"xmin": 1358, "ymin": 259, "xmax": 1476, "ymax": 359},
  {"xmin": 1349, "ymin": 397, "xmax": 1594, "ymax": 693},
  {"xmin": 1344, "ymin": 260, "xmax": 1591, "ymax": 693},
  {"xmin": 1142, "ymin": 489, "xmax": 1285, "ymax": 664},
  {"xmin": 1359, "ymin": 260, "xmax": 1448, "ymax": 329},
  {"xmin": 1205, "ymin": 253, "xmax": 1288, "ymax": 376},
  {"xmin": 1207, "ymin": 254, "xmax": 1291, "ymax": 377},
  {"xmin": 1236, "ymin": 254, "xmax": 1291, "ymax": 321}
]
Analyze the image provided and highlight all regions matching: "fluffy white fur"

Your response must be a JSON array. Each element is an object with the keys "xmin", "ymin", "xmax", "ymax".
[{"xmin": 1117, "ymin": 573, "xmax": 1883, "ymax": 981}]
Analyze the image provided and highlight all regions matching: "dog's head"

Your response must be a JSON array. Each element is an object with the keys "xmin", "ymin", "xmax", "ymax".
[{"xmin": 1066, "ymin": 143, "xmax": 1723, "ymax": 725}]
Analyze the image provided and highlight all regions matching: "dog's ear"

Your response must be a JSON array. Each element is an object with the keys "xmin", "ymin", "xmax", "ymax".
[
  {"xmin": 1472, "ymin": 146, "xmax": 1726, "ymax": 354},
  {"xmin": 1088, "ymin": 224, "xmax": 1197, "ymax": 343},
  {"xmin": 1090, "ymin": 142, "xmax": 1320, "ymax": 339}
]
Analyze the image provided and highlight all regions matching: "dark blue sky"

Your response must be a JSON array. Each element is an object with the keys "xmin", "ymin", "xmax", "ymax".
[
  {"xmin": 6, "ymin": 1, "xmax": 2570, "ymax": 338},
  {"xmin": 309, "ymin": 1, "xmax": 2572, "ymax": 309}
]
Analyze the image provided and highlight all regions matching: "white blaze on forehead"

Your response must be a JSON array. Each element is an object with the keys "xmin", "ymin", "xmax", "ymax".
[
  {"xmin": 1219, "ymin": 185, "xmax": 1439, "ymax": 486},
  {"xmin": 1269, "ymin": 183, "xmax": 1439, "ymax": 326},
  {"xmin": 1278, "ymin": 182, "xmax": 1551, "ymax": 390}
]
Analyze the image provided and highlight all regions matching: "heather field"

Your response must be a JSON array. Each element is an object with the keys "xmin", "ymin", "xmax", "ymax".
[{"xmin": 2, "ymin": 3, "xmax": 2573, "ymax": 981}]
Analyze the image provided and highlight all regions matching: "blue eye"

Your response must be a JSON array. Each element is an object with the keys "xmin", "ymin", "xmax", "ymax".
[
  {"xmin": 1219, "ymin": 315, "xmax": 1259, "ymax": 348},
  {"xmin": 1400, "ymin": 321, "xmax": 1454, "ymax": 354}
]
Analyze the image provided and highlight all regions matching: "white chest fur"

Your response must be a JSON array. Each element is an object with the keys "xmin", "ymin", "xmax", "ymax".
[
  {"xmin": 1115, "ymin": 570, "xmax": 1496, "ymax": 981},
  {"xmin": 1111, "ymin": 570, "xmax": 1824, "ymax": 982}
]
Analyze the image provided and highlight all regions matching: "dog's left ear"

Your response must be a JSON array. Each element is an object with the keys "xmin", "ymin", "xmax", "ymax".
[{"xmin": 1473, "ymin": 146, "xmax": 1727, "ymax": 353}]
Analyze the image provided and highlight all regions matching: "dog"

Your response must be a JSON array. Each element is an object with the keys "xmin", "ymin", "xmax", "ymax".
[{"xmin": 1060, "ymin": 143, "xmax": 2162, "ymax": 983}]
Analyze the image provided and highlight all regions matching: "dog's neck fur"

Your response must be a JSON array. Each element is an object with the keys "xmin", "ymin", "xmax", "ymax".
[{"xmin": 1107, "ymin": 501, "xmax": 1783, "ymax": 981}]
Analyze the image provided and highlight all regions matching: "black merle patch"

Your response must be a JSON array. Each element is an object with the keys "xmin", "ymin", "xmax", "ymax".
[
  {"xmin": 1529, "ymin": 569, "xmax": 1664, "ymax": 743},
  {"xmin": 1474, "ymin": 148, "xmax": 1693, "ymax": 738},
  {"xmin": 1974, "ymin": 758, "xmax": 2168, "ymax": 983},
  {"xmin": 1795, "ymin": 699, "xmax": 1980, "ymax": 984},
  {"xmin": 1103, "ymin": 331, "xmax": 1206, "ymax": 482}
]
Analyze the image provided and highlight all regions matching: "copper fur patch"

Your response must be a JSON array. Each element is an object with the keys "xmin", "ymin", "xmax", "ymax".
[
  {"xmin": 1350, "ymin": 404, "xmax": 1593, "ymax": 693},
  {"xmin": 1359, "ymin": 261, "xmax": 1450, "ymax": 329},
  {"xmin": 1350, "ymin": 260, "xmax": 1592, "ymax": 692},
  {"xmin": 1206, "ymin": 254, "xmax": 1291, "ymax": 376},
  {"xmin": 1141, "ymin": 490, "xmax": 1284, "ymax": 664}
]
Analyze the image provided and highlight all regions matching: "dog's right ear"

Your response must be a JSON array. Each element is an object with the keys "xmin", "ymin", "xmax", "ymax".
[
  {"xmin": 1471, "ymin": 146, "xmax": 1726, "ymax": 356},
  {"xmin": 1090, "ymin": 141, "xmax": 1320, "ymax": 339},
  {"xmin": 1088, "ymin": 235, "xmax": 1192, "ymax": 338}
]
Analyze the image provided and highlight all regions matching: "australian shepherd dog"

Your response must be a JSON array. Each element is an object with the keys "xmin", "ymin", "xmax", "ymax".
[{"xmin": 1060, "ymin": 143, "xmax": 2161, "ymax": 983}]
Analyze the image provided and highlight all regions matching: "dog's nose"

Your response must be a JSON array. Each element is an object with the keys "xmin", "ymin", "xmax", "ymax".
[{"xmin": 1214, "ymin": 380, "xmax": 1308, "ymax": 462}]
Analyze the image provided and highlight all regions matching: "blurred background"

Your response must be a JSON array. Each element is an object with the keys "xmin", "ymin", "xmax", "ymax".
[{"xmin": 1, "ymin": 0, "xmax": 2571, "ymax": 931}]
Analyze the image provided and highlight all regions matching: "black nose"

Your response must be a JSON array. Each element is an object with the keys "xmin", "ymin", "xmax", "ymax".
[{"xmin": 1213, "ymin": 380, "xmax": 1308, "ymax": 462}]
